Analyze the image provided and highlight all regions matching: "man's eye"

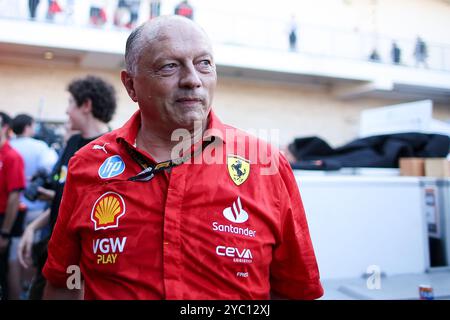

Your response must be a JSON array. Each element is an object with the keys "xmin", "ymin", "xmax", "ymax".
[
  {"xmin": 161, "ymin": 63, "xmax": 177, "ymax": 71},
  {"xmin": 197, "ymin": 60, "xmax": 214, "ymax": 72},
  {"xmin": 198, "ymin": 60, "xmax": 211, "ymax": 67}
]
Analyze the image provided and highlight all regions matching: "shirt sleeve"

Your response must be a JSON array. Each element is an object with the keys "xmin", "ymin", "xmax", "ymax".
[
  {"xmin": 270, "ymin": 153, "xmax": 324, "ymax": 299},
  {"xmin": 5, "ymin": 152, "xmax": 26, "ymax": 193},
  {"xmin": 42, "ymin": 156, "xmax": 82, "ymax": 288}
]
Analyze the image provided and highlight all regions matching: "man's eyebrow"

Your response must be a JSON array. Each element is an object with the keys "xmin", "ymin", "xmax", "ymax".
[
  {"xmin": 151, "ymin": 51, "xmax": 214, "ymax": 63},
  {"xmin": 196, "ymin": 51, "xmax": 214, "ymax": 58}
]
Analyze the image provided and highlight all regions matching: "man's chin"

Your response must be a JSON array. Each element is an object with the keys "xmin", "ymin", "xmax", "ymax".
[
  {"xmin": 174, "ymin": 111, "xmax": 208, "ymax": 129},
  {"xmin": 68, "ymin": 123, "xmax": 79, "ymax": 131}
]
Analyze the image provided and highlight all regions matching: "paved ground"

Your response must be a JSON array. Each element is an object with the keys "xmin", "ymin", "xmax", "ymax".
[{"xmin": 320, "ymin": 270, "xmax": 450, "ymax": 300}]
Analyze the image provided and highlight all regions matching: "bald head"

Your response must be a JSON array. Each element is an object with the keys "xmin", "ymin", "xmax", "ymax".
[{"xmin": 125, "ymin": 15, "xmax": 212, "ymax": 76}]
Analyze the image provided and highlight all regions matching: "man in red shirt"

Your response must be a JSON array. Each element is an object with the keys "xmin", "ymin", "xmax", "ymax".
[
  {"xmin": 43, "ymin": 16, "xmax": 323, "ymax": 300},
  {"xmin": 0, "ymin": 112, "xmax": 26, "ymax": 299},
  {"xmin": 174, "ymin": 0, "xmax": 193, "ymax": 20}
]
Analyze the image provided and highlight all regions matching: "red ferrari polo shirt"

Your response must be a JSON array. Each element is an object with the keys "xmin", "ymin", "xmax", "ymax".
[
  {"xmin": 0, "ymin": 141, "xmax": 25, "ymax": 214},
  {"xmin": 43, "ymin": 110, "xmax": 323, "ymax": 300}
]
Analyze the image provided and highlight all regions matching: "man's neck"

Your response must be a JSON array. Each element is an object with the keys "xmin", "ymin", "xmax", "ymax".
[
  {"xmin": 80, "ymin": 119, "xmax": 109, "ymax": 140},
  {"xmin": 0, "ymin": 137, "xmax": 5, "ymax": 148},
  {"xmin": 136, "ymin": 119, "xmax": 207, "ymax": 163}
]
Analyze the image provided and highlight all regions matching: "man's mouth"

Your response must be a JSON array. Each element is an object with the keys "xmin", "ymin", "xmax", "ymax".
[{"xmin": 175, "ymin": 97, "xmax": 203, "ymax": 106}]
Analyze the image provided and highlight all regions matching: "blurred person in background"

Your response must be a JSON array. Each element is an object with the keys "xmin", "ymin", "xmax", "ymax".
[
  {"xmin": 90, "ymin": 0, "xmax": 108, "ymax": 26},
  {"xmin": 391, "ymin": 41, "xmax": 401, "ymax": 65},
  {"xmin": 8, "ymin": 114, "xmax": 58, "ymax": 299},
  {"xmin": 0, "ymin": 112, "xmax": 26, "ymax": 300},
  {"xmin": 114, "ymin": 0, "xmax": 130, "ymax": 28},
  {"xmin": 149, "ymin": 0, "xmax": 161, "ymax": 19},
  {"xmin": 414, "ymin": 36, "xmax": 428, "ymax": 68},
  {"xmin": 46, "ymin": 0, "xmax": 62, "ymax": 22},
  {"xmin": 115, "ymin": 0, "xmax": 142, "ymax": 29},
  {"xmin": 174, "ymin": 0, "xmax": 193, "ymax": 20},
  {"xmin": 288, "ymin": 14, "xmax": 298, "ymax": 52},
  {"xmin": 17, "ymin": 75, "xmax": 117, "ymax": 299},
  {"xmin": 28, "ymin": 0, "xmax": 40, "ymax": 19},
  {"xmin": 369, "ymin": 48, "xmax": 381, "ymax": 62},
  {"xmin": 127, "ymin": 0, "xmax": 141, "ymax": 28}
]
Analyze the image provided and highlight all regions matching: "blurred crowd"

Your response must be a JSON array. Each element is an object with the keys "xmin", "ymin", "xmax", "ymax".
[
  {"xmin": 0, "ymin": 0, "xmax": 437, "ymax": 68},
  {"xmin": 8, "ymin": 0, "xmax": 194, "ymax": 29},
  {"xmin": 0, "ymin": 74, "xmax": 117, "ymax": 300}
]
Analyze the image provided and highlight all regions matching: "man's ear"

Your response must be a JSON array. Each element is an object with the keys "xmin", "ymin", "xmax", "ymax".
[
  {"xmin": 121, "ymin": 70, "xmax": 138, "ymax": 102},
  {"xmin": 0, "ymin": 124, "xmax": 9, "ymax": 141},
  {"xmin": 80, "ymin": 98, "xmax": 93, "ymax": 114}
]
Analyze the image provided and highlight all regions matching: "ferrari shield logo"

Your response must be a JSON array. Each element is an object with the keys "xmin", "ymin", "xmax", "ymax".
[{"xmin": 227, "ymin": 155, "xmax": 250, "ymax": 186}]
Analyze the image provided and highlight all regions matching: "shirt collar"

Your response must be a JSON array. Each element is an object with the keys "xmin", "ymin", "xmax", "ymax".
[
  {"xmin": 115, "ymin": 110, "xmax": 141, "ymax": 146},
  {"xmin": 204, "ymin": 110, "xmax": 227, "ymax": 144},
  {"xmin": 116, "ymin": 109, "xmax": 227, "ymax": 146},
  {"xmin": 0, "ymin": 140, "xmax": 11, "ymax": 153}
]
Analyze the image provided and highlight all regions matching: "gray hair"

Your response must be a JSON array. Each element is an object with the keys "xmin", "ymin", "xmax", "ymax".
[{"xmin": 124, "ymin": 23, "xmax": 147, "ymax": 76}]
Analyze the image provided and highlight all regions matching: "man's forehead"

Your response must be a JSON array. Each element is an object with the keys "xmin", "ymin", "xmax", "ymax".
[
  {"xmin": 142, "ymin": 17, "xmax": 211, "ymax": 46},
  {"xmin": 143, "ymin": 30, "xmax": 213, "ymax": 60}
]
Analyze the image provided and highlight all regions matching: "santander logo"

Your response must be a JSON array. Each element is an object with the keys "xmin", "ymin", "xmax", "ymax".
[{"xmin": 223, "ymin": 197, "xmax": 248, "ymax": 223}]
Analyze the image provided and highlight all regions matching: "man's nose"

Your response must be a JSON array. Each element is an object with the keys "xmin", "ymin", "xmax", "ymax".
[{"xmin": 179, "ymin": 64, "xmax": 202, "ymax": 89}]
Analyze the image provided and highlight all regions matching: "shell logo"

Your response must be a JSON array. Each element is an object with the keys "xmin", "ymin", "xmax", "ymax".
[{"xmin": 91, "ymin": 192, "xmax": 126, "ymax": 231}]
